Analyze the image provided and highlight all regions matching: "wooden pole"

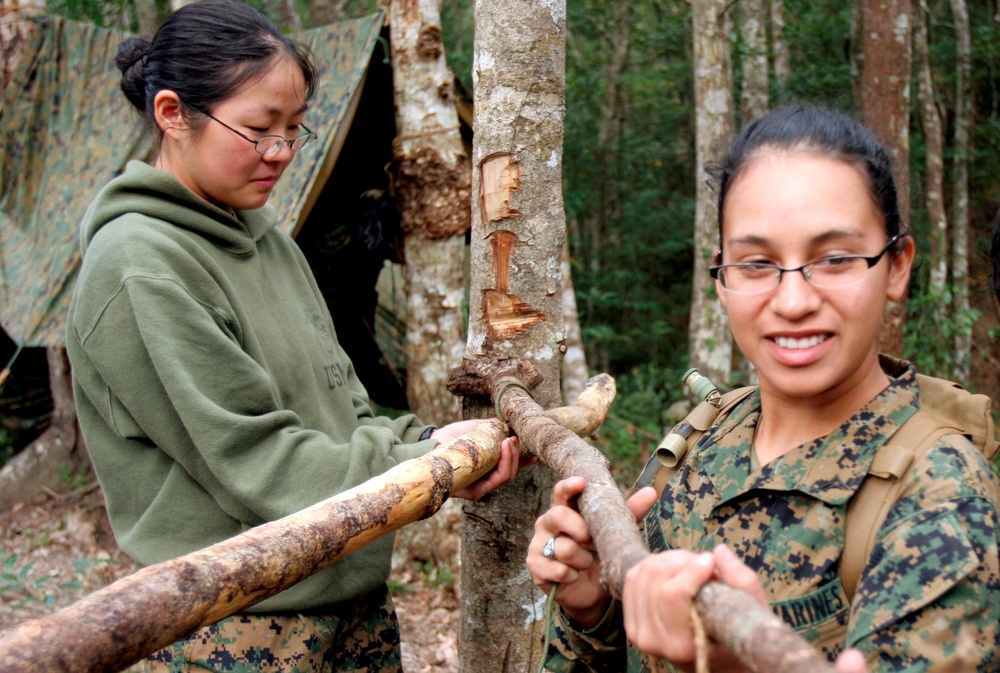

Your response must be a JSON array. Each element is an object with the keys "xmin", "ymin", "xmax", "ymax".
[
  {"xmin": 0, "ymin": 377, "xmax": 615, "ymax": 673},
  {"xmin": 490, "ymin": 372, "xmax": 839, "ymax": 673}
]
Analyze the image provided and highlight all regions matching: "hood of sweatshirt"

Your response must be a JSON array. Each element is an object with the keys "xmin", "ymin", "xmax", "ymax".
[{"xmin": 80, "ymin": 160, "xmax": 278, "ymax": 256}]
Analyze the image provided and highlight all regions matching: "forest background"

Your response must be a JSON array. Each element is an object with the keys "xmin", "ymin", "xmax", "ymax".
[
  {"xmin": 2, "ymin": 0, "xmax": 1000, "ymax": 488},
  {"xmin": 1, "ymin": 0, "xmax": 999, "ymax": 669}
]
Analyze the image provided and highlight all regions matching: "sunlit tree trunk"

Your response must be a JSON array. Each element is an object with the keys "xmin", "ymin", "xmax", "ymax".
[
  {"xmin": 913, "ymin": 0, "xmax": 948, "ymax": 301},
  {"xmin": 457, "ymin": 0, "xmax": 566, "ymax": 670},
  {"xmin": 1, "ymin": 0, "xmax": 45, "ymax": 93},
  {"xmin": 769, "ymin": 0, "xmax": 790, "ymax": 96},
  {"xmin": 739, "ymin": 0, "xmax": 769, "ymax": 125},
  {"xmin": 133, "ymin": 0, "xmax": 160, "ymax": 36},
  {"xmin": 561, "ymin": 242, "xmax": 588, "ymax": 404},
  {"xmin": 949, "ymin": 0, "xmax": 972, "ymax": 381},
  {"xmin": 389, "ymin": 0, "xmax": 469, "ymax": 424},
  {"xmin": 859, "ymin": 0, "xmax": 911, "ymax": 356},
  {"xmin": 689, "ymin": 0, "xmax": 734, "ymax": 387}
]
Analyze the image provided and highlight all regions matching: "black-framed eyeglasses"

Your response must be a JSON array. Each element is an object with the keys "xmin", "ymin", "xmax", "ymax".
[
  {"xmin": 196, "ymin": 108, "xmax": 317, "ymax": 156},
  {"xmin": 709, "ymin": 233, "xmax": 906, "ymax": 295}
]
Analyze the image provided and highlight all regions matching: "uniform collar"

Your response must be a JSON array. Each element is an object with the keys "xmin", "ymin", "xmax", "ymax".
[{"xmin": 700, "ymin": 358, "xmax": 920, "ymax": 509}]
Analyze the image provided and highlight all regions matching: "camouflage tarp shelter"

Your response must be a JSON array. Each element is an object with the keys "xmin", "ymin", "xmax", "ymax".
[{"xmin": 0, "ymin": 11, "xmax": 416, "ymax": 407}]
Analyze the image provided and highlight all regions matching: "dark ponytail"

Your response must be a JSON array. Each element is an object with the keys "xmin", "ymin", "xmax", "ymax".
[{"xmin": 116, "ymin": 36, "xmax": 153, "ymax": 113}]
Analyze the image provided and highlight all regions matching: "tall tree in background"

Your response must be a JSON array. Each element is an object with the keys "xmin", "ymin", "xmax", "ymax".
[
  {"xmin": 739, "ymin": 0, "xmax": 768, "ymax": 125},
  {"xmin": 769, "ymin": 0, "xmax": 790, "ymax": 96},
  {"xmin": 561, "ymin": 242, "xmax": 589, "ymax": 404},
  {"xmin": 913, "ymin": 0, "xmax": 948, "ymax": 312},
  {"xmin": 949, "ymin": 0, "xmax": 972, "ymax": 382},
  {"xmin": 688, "ymin": 0, "xmax": 734, "ymax": 388},
  {"xmin": 735, "ymin": 0, "xmax": 768, "ymax": 385},
  {"xmin": 132, "ymin": 0, "xmax": 159, "ymax": 35},
  {"xmin": 458, "ymin": 0, "xmax": 566, "ymax": 669},
  {"xmin": 859, "ymin": 0, "xmax": 911, "ymax": 355},
  {"xmin": 389, "ymin": 0, "xmax": 469, "ymax": 423}
]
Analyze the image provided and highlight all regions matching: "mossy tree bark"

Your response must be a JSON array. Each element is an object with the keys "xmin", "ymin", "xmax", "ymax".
[{"xmin": 456, "ymin": 0, "xmax": 567, "ymax": 670}]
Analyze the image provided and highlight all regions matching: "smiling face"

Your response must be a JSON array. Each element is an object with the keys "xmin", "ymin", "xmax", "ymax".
[
  {"xmin": 717, "ymin": 150, "xmax": 913, "ymax": 406},
  {"xmin": 154, "ymin": 54, "xmax": 309, "ymax": 213}
]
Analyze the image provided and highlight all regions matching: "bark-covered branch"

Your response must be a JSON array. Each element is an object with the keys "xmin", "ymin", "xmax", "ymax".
[
  {"xmin": 491, "ymin": 372, "xmax": 838, "ymax": 673},
  {"xmin": 0, "ymin": 377, "xmax": 617, "ymax": 673},
  {"xmin": 0, "ymin": 424, "xmax": 510, "ymax": 673}
]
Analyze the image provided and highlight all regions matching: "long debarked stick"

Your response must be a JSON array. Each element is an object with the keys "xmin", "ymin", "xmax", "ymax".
[
  {"xmin": 0, "ymin": 376, "xmax": 614, "ymax": 673},
  {"xmin": 490, "ymin": 371, "xmax": 839, "ymax": 673}
]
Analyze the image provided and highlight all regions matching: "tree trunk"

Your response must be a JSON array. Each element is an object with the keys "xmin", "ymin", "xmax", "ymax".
[
  {"xmin": 1, "ymin": 0, "xmax": 44, "ymax": 95},
  {"xmin": 0, "ymin": 347, "xmax": 86, "ymax": 511},
  {"xmin": 739, "ymin": 0, "xmax": 769, "ymax": 125},
  {"xmin": 913, "ymin": 0, "xmax": 948, "ymax": 299},
  {"xmin": 769, "ymin": 0, "xmax": 791, "ymax": 96},
  {"xmin": 688, "ymin": 0, "xmax": 734, "ymax": 388},
  {"xmin": 949, "ymin": 0, "xmax": 972, "ymax": 382},
  {"xmin": 458, "ymin": 0, "xmax": 567, "ymax": 670},
  {"xmin": 560, "ymin": 242, "xmax": 589, "ymax": 404},
  {"xmin": 389, "ymin": 0, "xmax": 471, "ymax": 424},
  {"xmin": 133, "ymin": 0, "xmax": 160, "ymax": 37},
  {"xmin": 859, "ymin": 0, "xmax": 911, "ymax": 356}
]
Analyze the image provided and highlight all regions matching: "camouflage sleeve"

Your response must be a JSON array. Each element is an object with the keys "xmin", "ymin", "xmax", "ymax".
[
  {"xmin": 543, "ymin": 600, "xmax": 627, "ymax": 673},
  {"xmin": 847, "ymin": 440, "xmax": 1000, "ymax": 673}
]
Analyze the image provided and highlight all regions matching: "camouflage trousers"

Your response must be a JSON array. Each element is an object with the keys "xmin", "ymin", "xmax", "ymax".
[{"xmin": 139, "ymin": 585, "xmax": 402, "ymax": 673}]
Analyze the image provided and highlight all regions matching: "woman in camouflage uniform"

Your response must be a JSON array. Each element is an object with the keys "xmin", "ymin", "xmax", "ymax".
[
  {"xmin": 526, "ymin": 105, "xmax": 1000, "ymax": 673},
  {"xmin": 66, "ymin": 1, "xmax": 522, "ymax": 671}
]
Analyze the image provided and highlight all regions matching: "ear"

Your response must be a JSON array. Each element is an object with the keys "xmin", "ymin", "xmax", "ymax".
[
  {"xmin": 886, "ymin": 234, "xmax": 915, "ymax": 301},
  {"xmin": 153, "ymin": 90, "xmax": 187, "ymax": 139}
]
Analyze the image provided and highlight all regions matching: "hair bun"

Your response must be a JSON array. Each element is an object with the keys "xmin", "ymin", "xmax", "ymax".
[
  {"xmin": 116, "ymin": 37, "xmax": 153, "ymax": 111},
  {"xmin": 116, "ymin": 37, "xmax": 151, "ymax": 73}
]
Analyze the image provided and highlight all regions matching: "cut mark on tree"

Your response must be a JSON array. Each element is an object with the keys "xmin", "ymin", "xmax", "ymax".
[
  {"xmin": 479, "ymin": 152, "xmax": 523, "ymax": 224},
  {"xmin": 483, "ymin": 230, "xmax": 546, "ymax": 341}
]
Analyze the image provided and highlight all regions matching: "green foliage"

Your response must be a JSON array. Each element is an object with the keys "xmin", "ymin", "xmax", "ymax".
[
  {"xmin": 778, "ymin": 0, "xmax": 855, "ymax": 109},
  {"xmin": 594, "ymin": 363, "xmax": 688, "ymax": 486},
  {"xmin": 903, "ymin": 285, "xmax": 981, "ymax": 384}
]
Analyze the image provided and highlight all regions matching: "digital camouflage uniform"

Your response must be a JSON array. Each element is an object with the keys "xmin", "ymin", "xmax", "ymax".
[
  {"xmin": 140, "ymin": 586, "xmax": 401, "ymax": 673},
  {"xmin": 545, "ymin": 359, "xmax": 1000, "ymax": 673}
]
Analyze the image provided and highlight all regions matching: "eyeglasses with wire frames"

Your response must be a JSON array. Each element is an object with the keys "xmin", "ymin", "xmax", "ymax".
[
  {"xmin": 709, "ymin": 233, "xmax": 907, "ymax": 295},
  {"xmin": 190, "ymin": 105, "xmax": 317, "ymax": 156}
]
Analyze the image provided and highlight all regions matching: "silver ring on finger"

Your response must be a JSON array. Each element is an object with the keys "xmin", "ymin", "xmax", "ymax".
[{"xmin": 542, "ymin": 535, "xmax": 558, "ymax": 559}]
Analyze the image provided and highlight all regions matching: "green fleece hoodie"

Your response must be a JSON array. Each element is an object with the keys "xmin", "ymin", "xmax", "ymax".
[{"xmin": 66, "ymin": 161, "xmax": 437, "ymax": 611}]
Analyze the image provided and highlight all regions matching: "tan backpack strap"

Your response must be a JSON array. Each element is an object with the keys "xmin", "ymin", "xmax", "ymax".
[
  {"xmin": 634, "ymin": 387, "xmax": 756, "ymax": 497},
  {"xmin": 840, "ymin": 412, "xmax": 958, "ymax": 601}
]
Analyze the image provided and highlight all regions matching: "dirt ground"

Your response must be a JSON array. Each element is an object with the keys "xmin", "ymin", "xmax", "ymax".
[{"xmin": 0, "ymin": 483, "xmax": 463, "ymax": 673}]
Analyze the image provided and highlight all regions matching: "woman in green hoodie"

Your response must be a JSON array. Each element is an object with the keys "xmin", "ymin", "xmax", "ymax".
[{"xmin": 65, "ymin": 1, "xmax": 521, "ymax": 670}]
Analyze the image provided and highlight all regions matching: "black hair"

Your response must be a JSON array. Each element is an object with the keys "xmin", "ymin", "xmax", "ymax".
[
  {"xmin": 711, "ymin": 105, "xmax": 902, "ymax": 249},
  {"xmin": 116, "ymin": 0, "xmax": 317, "ymax": 133}
]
